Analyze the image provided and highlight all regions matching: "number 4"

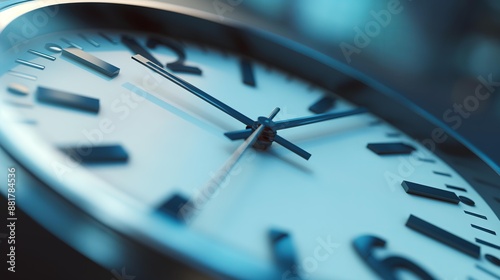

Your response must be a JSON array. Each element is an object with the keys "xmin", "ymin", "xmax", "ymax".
[{"xmin": 353, "ymin": 235, "xmax": 436, "ymax": 280}]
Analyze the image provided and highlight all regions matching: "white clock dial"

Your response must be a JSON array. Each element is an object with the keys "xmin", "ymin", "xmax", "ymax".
[{"xmin": 1, "ymin": 3, "xmax": 499, "ymax": 280}]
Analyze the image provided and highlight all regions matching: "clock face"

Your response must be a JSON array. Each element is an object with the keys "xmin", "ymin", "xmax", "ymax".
[{"xmin": 0, "ymin": 2, "xmax": 499, "ymax": 279}]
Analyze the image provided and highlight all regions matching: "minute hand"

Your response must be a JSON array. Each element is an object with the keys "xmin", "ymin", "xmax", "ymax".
[
  {"xmin": 273, "ymin": 108, "xmax": 367, "ymax": 130},
  {"xmin": 133, "ymin": 54, "xmax": 310, "ymax": 160},
  {"xmin": 132, "ymin": 54, "xmax": 254, "ymax": 126}
]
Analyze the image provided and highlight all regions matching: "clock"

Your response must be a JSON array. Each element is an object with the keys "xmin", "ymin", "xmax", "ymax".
[{"xmin": 0, "ymin": 1, "xmax": 499, "ymax": 279}]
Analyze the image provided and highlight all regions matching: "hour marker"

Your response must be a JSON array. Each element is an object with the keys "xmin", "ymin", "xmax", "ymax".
[
  {"xmin": 459, "ymin": 196, "xmax": 475, "ymax": 206},
  {"xmin": 405, "ymin": 214, "xmax": 480, "ymax": 258},
  {"xmin": 146, "ymin": 37, "xmax": 202, "ymax": 75},
  {"xmin": 476, "ymin": 238, "xmax": 500, "ymax": 250},
  {"xmin": 401, "ymin": 181, "xmax": 460, "ymax": 204},
  {"xmin": 8, "ymin": 70, "xmax": 37, "ymax": 81},
  {"xmin": 133, "ymin": 54, "xmax": 314, "ymax": 160},
  {"xmin": 367, "ymin": 142, "xmax": 416, "ymax": 155},
  {"xmin": 476, "ymin": 264, "xmax": 500, "ymax": 279},
  {"xmin": 309, "ymin": 96, "xmax": 336, "ymax": 114},
  {"xmin": 59, "ymin": 144, "xmax": 128, "ymax": 163},
  {"xmin": 28, "ymin": 49, "xmax": 56, "ymax": 61},
  {"xmin": 269, "ymin": 229, "xmax": 297, "ymax": 271},
  {"xmin": 4, "ymin": 100, "xmax": 33, "ymax": 108},
  {"xmin": 99, "ymin": 32, "xmax": 118, "ymax": 44},
  {"xmin": 385, "ymin": 132, "xmax": 401, "ymax": 138},
  {"xmin": 62, "ymin": 48, "xmax": 120, "ymax": 78},
  {"xmin": 45, "ymin": 43, "xmax": 63, "ymax": 53},
  {"xmin": 157, "ymin": 193, "xmax": 193, "ymax": 221},
  {"xmin": 240, "ymin": 58, "xmax": 256, "ymax": 87},
  {"xmin": 122, "ymin": 35, "xmax": 162, "ymax": 67},
  {"xmin": 16, "ymin": 59, "xmax": 45, "ymax": 70},
  {"xmin": 79, "ymin": 34, "xmax": 100, "ymax": 47},
  {"xmin": 485, "ymin": 254, "xmax": 500, "ymax": 266},
  {"xmin": 7, "ymin": 83, "xmax": 30, "ymax": 96},
  {"xmin": 433, "ymin": 171, "xmax": 452, "ymax": 177},
  {"xmin": 446, "ymin": 185, "xmax": 467, "ymax": 192},
  {"xmin": 36, "ymin": 86, "xmax": 99, "ymax": 113},
  {"xmin": 464, "ymin": 210, "xmax": 487, "ymax": 220},
  {"xmin": 418, "ymin": 158, "xmax": 436, "ymax": 163},
  {"xmin": 369, "ymin": 120, "xmax": 382, "ymax": 126},
  {"xmin": 61, "ymin": 38, "xmax": 83, "ymax": 49},
  {"xmin": 471, "ymin": 224, "xmax": 496, "ymax": 235}
]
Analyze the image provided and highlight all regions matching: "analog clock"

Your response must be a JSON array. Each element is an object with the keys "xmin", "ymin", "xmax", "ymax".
[{"xmin": 0, "ymin": 1, "xmax": 499, "ymax": 279}]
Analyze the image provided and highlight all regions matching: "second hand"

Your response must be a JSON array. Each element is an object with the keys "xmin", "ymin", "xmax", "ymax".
[{"xmin": 184, "ymin": 107, "xmax": 281, "ymax": 221}]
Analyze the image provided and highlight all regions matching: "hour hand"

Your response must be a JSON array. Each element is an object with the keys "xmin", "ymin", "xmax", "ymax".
[
  {"xmin": 273, "ymin": 108, "xmax": 367, "ymax": 130},
  {"xmin": 224, "ymin": 129, "xmax": 252, "ymax": 140},
  {"xmin": 133, "ymin": 54, "xmax": 310, "ymax": 160},
  {"xmin": 132, "ymin": 54, "xmax": 254, "ymax": 126},
  {"xmin": 274, "ymin": 135, "xmax": 311, "ymax": 160}
]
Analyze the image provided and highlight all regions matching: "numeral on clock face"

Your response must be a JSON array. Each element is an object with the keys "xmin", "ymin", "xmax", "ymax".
[{"xmin": 353, "ymin": 235, "xmax": 435, "ymax": 280}]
